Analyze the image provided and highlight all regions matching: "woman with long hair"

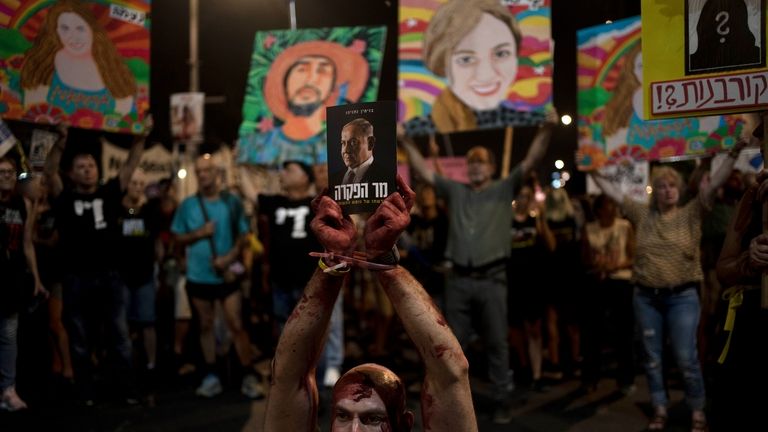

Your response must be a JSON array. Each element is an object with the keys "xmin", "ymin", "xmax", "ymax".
[{"xmin": 20, "ymin": 0, "xmax": 136, "ymax": 116}]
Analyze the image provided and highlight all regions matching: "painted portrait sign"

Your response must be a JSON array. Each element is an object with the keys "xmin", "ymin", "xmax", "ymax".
[
  {"xmin": 326, "ymin": 101, "xmax": 397, "ymax": 214},
  {"xmin": 237, "ymin": 26, "xmax": 386, "ymax": 169},
  {"xmin": 642, "ymin": 0, "xmax": 768, "ymax": 119},
  {"xmin": 577, "ymin": 17, "xmax": 745, "ymax": 171},
  {"xmin": 398, "ymin": 0, "xmax": 553, "ymax": 136},
  {"xmin": 686, "ymin": 0, "xmax": 765, "ymax": 75},
  {"xmin": 0, "ymin": 0, "xmax": 151, "ymax": 134},
  {"xmin": 170, "ymin": 92, "xmax": 204, "ymax": 143}
]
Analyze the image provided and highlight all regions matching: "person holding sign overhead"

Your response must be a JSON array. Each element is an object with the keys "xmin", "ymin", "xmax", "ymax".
[
  {"xmin": 401, "ymin": 108, "xmax": 558, "ymax": 424},
  {"xmin": 262, "ymin": 176, "xmax": 477, "ymax": 432},
  {"xmin": 589, "ymin": 138, "xmax": 748, "ymax": 432}
]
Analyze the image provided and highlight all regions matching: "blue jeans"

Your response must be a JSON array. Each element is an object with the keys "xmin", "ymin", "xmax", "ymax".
[
  {"xmin": 63, "ymin": 272, "xmax": 133, "ymax": 395},
  {"xmin": 0, "ymin": 312, "xmax": 19, "ymax": 391},
  {"xmin": 319, "ymin": 294, "xmax": 344, "ymax": 373},
  {"xmin": 634, "ymin": 285, "xmax": 705, "ymax": 410},
  {"xmin": 127, "ymin": 278, "xmax": 157, "ymax": 324}
]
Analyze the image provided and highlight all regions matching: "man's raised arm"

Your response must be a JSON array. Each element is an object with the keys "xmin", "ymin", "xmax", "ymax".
[
  {"xmin": 118, "ymin": 114, "xmax": 152, "ymax": 190},
  {"xmin": 264, "ymin": 193, "xmax": 357, "ymax": 431},
  {"xmin": 377, "ymin": 268, "xmax": 477, "ymax": 431},
  {"xmin": 365, "ymin": 176, "xmax": 478, "ymax": 431},
  {"xmin": 44, "ymin": 123, "xmax": 68, "ymax": 198},
  {"xmin": 520, "ymin": 109, "xmax": 558, "ymax": 178},
  {"xmin": 263, "ymin": 268, "xmax": 345, "ymax": 431},
  {"xmin": 399, "ymin": 125, "xmax": 435, "ymax": 185}
]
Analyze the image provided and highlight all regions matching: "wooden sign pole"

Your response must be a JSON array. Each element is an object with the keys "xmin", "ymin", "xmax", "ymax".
[
  {"xmin": 502, "ymin": 126, "xmax": 514, "ymax": 178},
  {"xmin": 762, "ymin": 114, "xmax": 768, "ymax": 309}
]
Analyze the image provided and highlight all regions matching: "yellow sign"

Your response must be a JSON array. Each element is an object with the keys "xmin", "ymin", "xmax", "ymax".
[{"xmin": 642, "ymin": 0, "xmax": 768, "ymax": 119}]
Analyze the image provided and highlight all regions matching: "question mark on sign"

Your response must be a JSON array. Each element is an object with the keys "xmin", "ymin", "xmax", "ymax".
[{"xmin": 715, "ymin": 11, "xmax": 730, "ymax": 43}]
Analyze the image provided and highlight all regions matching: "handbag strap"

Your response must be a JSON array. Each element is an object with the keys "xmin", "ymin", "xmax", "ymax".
[{"xmin": 196, "ymin": 193, "xmax": 218, "ymax": 259}]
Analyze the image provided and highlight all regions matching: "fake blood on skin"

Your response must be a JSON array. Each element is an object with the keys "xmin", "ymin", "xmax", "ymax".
[{"xmin": 421, "ymin": 380, "xmax": 434, "ymax": 430}]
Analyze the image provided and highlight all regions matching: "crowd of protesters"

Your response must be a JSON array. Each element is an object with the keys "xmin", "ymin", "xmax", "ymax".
[{"xmin": 1, "ymin": 115, "xmax": 766, "ymax": 432}]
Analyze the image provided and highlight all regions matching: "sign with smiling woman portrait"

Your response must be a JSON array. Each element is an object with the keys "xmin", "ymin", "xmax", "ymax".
[
  {"xmin": 0, "ymin": 0, "xmax": 151, "ymax": 134},
  {"xmin": 398, "ymin": 0, "xmax": 553, "ymax": 136}
]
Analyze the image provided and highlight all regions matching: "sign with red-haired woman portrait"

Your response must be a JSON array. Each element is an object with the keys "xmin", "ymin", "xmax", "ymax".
[{"xmin": 0, "ymin": 0, "xmax": 150, "ymax": 134}]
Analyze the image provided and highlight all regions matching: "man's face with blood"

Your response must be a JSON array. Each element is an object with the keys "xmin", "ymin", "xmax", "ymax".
[
  {"xmin": 332, "ymin": 383, "xmax": 390, "ymax": 431},
  {"xmin": 330, "ymin": 364, "xmax": 412, "ymax": 432}
]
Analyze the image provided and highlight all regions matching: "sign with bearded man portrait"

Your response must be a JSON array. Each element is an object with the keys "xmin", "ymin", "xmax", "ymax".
[{"xmin": 237, "ymin": 26, "xmax": 386, "ymax": 170}]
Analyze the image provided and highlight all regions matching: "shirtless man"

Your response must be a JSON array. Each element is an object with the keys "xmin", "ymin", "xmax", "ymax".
[{"xmin": 263, "ymin": 175, "xmax": 477, "ymax": 431}]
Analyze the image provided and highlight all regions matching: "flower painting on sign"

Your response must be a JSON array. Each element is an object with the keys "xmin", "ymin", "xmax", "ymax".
[
  {"xmin": 0, "ymin": 0, "xmax": 151, "ymax": 134},
  {"xmin": 576, "ymin": 17, "xmax": 746, "ymax": 170}
]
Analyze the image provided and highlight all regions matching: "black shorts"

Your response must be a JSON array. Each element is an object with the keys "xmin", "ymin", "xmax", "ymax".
[{"xmin": 186, "ymin": 280, "xmax": 240, "ymax": 301}]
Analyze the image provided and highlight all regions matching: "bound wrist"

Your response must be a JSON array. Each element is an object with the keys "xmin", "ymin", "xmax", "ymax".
[
  {"xmin": 318, "ymin": 257, "xmax": 350, "ymax": 276},
  {"xmin": 370, "ymin": 246, "xmax": 400, "ymax": 267}
]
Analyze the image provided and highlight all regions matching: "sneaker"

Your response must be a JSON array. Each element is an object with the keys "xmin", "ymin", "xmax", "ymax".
[
  {"xmin": 195, "ymin": 374, "xmax": 223, "ymax": 398},
  {"xmin": 240, "ymin": 374, "xmax": 265, "ymax": 399},
  {"xmin": 506, "ymin": 369, "xmax": 516, "ymax": 393},
  {"xmin": 492, "ymin": 400, "xmax": 513, "ymax": 424},
  {"xmin": 323, "ymin": 367, "xmax": 341, "ymax": 388},
  {"xmin": 0, "ymin": 386, "xmax": 28, "ymax": 412}
]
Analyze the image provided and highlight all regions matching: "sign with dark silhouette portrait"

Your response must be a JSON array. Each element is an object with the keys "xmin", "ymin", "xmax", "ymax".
[
  {"xmin": 642, "ymin": 0, "xmax": 768, "ymax": 120},
  {"xmin": 326, "ymin": 101, "xmax": 396, "ymax": 214},
  {"xmin": 686, "ymin": 0, "xmax": 766, "ymax": 75}
]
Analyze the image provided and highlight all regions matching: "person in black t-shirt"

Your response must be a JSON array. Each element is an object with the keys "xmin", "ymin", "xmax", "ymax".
[
  {"xmin": 44, "ymin": 120, "xmax": 150, "ymax": 405},
  {"xmin": 258, "ymin": 160, "xmax": 344, "ymax": 387},
  {"xmin": 117, "ymin": 168, "xmax": 161, "ymax": 378},
  {"xmin": 0, "ymin": 156, "xmax": 45, "ymax": 412}
]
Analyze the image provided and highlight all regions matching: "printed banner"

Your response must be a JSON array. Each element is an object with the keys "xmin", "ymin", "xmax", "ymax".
[
  {"xmin": 237, "ymin": 26, "xmax": 386, "ymax": 168},
  {"xmin": 101, "ymin": 140, "xmax": 173, "ymax": 184},
  {"xmin": 586, "ymin": 161, "xmax": 650, "ymax": 203},
  {"xmin": 711, "ymin": 146, "xmax": 764, "ymax": 173},
  {"xmin": 577, "ymin": 16, "xmax": 746, "ymax": 171},
  {"xmin": 642, "ymin": 0, "xmax": 768, "ymax": 119},
  {"xmin": 29, "ymin": 129, "xmax": 58, "ymax": 167},
  {"xmin": 398, "ymin": 0, "xmax": 553, "ymax": 135},
  {"xmin": 327, "ymin": 101, "xmax": 397, "ymax": 214},
  {"xmin": 0, "ymin": 0, "xmax": 151, "ymax": 134},
  {"xmin": 171, "ymin": 92, "xmax": 204, "ymax": 143}
]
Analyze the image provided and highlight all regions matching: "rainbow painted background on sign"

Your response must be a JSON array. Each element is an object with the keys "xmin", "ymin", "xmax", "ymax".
[
  {"xmin": 398, "ymin": 0, "xmax": 552, "ymax": 129},
  {"xmin": 0, "ymin": 0, "xmax": 150, "ymax": 134},
  {"xmin": 577, "ymin": 16, "xmax": 745, "ymax": 171}
]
